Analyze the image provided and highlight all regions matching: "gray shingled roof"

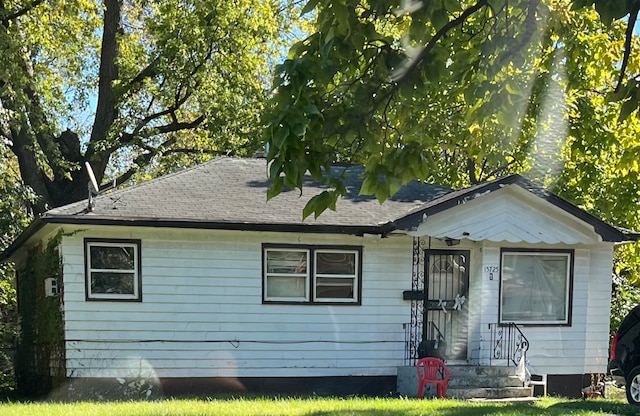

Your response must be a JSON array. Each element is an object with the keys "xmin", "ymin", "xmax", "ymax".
[
  {"xmin": 45, "ymin": 157, "xmax": 452, "ymax": 229},
  {"xmin": 1, "ymin": 157, "xmax": 635, "ymax": 263}
]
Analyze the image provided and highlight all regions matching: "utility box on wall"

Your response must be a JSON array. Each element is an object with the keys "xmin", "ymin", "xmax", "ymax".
[{"xmin": 44, "ymin": 278, "xmax": 59, "ymax": 297}]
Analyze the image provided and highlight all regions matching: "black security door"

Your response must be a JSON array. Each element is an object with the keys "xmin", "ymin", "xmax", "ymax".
[{"xmin": 425, "ymin": 250, "xmax": 470, "ymax": 361}]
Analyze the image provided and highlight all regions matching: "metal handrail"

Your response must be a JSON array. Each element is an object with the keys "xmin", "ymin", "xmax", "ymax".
[
  {"xmin": 429, "ymin": 321, "xmax": 445, "ymax": 348},
  {"xmin": 489, "ymin": 322, "xmax": 529, "ymax": 367},
  {"xmin": 403, "ymin": 321, "xmax": 448, "ymax": 366}
]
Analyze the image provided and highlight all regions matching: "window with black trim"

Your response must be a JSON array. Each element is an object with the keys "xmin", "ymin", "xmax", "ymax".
[
  {"xmin": 500, "ymin": 249, "xmax": 573, "ymax": 325},
  {"xmin": 85, "ymin": 239, "xmax": 142, "ymax": 301},
  {"xmin": 263, "ymin": 245, "xmax": 361, "ymax": 304}
]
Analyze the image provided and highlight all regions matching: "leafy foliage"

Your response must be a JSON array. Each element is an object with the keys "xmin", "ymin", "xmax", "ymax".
[
  {"xmin": 264, "ymin": 1, "xmax": 640, "ymax": 299},
  {"xmin": 15, "ymin": 233, "xmax": 65, "ymax": 397},
  {"xmin": 264, "ymin": 0, "xmax": 640, "ymax": 224},
  {"xmin": 0, "ymin": 0, "xmax": 302, "ymax": 213},
  {"xmin": 610, "ymin": 277, "xmax": 640, "ymax": 340},
  {"xmin": 0, "ymin": 0, "xmax": 304, "ymax": 396},
  {"xmin": 0, "ymin": 149, "xmax": 32, "ymax": 394}
]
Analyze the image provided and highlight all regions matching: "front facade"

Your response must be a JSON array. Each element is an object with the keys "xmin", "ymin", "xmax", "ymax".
[{"xmin": 3, "ymin": 157, "xmax": 636, "ymax": 398}]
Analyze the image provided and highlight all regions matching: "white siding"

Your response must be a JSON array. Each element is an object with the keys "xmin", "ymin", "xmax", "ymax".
[
  {"xmin": 414, "ymin": 185, "xmax": 602, "ymax": 245},
  {"xmin": 60, "ymin": 227, "xmax": 413, "ymax": 378},
  {"xmin": 473, "ymin": 241, "xmax": 614, "ymax": 375}
]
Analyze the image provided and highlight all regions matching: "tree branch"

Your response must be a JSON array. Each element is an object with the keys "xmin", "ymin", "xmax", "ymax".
[
  {"xmin": 152, "ymin": 115, "xmax": 205, "ymax": 135},
  {"xmin": 118, "ymin": 57, "xmax": 160, "ymax": 98},
  {"xmin": 615, "ymin": 3, "xmax": 640, "ymax": 93},
  {"xmin": 0, "ymin": 0, "xmax": 44, "ymax": 26},
  {"xmin": 390, "ymin": 0, "xmax": 488, "ymax": 88},
  {"xmin": 88, "ymin": 0, "xmax": 122, "ymax": 178}
]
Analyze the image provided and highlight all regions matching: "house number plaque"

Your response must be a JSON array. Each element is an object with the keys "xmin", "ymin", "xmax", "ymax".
[{"xmin": 484, "ymin": 265, "xmax": 498, "ymax": 280}]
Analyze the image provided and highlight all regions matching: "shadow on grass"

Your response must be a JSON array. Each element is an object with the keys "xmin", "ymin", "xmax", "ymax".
[
  {"xmin": 547, "ymin": 399, "xmax": 637, "ymax": 415},
  {"xmin": 303, "ymin": 408, "xmax": 533, "ymax": 416},
  {"xmin": 301, "ymin": 399, "xmax": 639, "ymax": 416}
]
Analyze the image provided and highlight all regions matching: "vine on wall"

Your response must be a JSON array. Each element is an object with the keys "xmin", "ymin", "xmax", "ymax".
[
  {"xmin": 15, "ymin": 232, "xmax": 65, "ymax": 397},
  {"xmin": 0, "ymin": 262, "xmax": 17, "ymax": 396}
]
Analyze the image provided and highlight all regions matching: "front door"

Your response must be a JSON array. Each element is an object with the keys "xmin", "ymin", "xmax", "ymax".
[{"xmin": 425, "ymin": 250, "xmax": 470, "ymax": 361}]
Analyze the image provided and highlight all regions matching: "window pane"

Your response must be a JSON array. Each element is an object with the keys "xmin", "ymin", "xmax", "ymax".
[
  {"xmin": 91, "ymin": 272, "xmax": 135, "ymax": 294},
  {"xmin": 316, "ymin": 277, "xmax": 354, "ymax": 299},
  {"xmin": 501, "ymin": 253, "xmax": 569, "ymax": 323},
  {"xmin": 266, "ymin": 250, "xmax": 307, "ymax": 274},
  {"xmin": 316, "ymin": 252, "xmax": 356, "ymax": 275},
  {"xmin": 266, "ymin": 276, "xmax": 306, "ymax": 298},
  {"xmin": 90, "ymin": 246, "xmax": 135, "ymax": 270}
]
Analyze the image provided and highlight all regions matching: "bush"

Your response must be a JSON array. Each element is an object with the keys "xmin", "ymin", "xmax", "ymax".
[{"xmin": 610, "ymin": 275, "xmax": 640, "ymax": 340}]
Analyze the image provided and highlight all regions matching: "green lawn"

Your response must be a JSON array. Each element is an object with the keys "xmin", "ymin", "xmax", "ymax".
[{"xmin": 0, "ymin": 397, "xmax": 636, "ymax": 416}]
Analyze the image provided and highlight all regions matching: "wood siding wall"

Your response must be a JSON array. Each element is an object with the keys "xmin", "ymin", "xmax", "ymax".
[
  {"xmin": 475, "ymin": 242, "xmax": 614, "ymax": 375},
  {"xmin": 60, "ymin": 227, "xmax": 413, "ymax": 379}
]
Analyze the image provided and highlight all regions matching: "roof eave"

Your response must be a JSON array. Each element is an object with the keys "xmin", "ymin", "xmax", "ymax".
[
  {"xmin": 392, "ymin": 175, "xmax": 631, "ymax": 243},
  {"xmin": 393, "ymin": 175, "xmax": 520, "ymax": 231},
  {"xmin": 3, "ymin": 215, "xmax": 397, "ymax": 258},
  {"xmin": 67, "ymin": 216, "xmax": 395, "ymax": 234}
]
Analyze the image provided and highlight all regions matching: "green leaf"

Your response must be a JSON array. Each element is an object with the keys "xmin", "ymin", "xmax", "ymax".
[
  {"xmin": 269, "ymin": 159, "xmax": 283, "ymax": 180},
  {"xmin": 273, "ymin": 125, "xmax": 290, "ymax": 148},
  {"xmin": 291, "ymin": 121, "xmax": 307, "ymax": 136},
  {"xmin": 618, "ymin": 98, "xmax": 638, "ymax": 123},
  {"xmin": 443, "ymin": 0, "xmax": 462, "ymax": 12},
  {"xmin": 571, "ymin": 0, "xmax": 595, "ymax": 10},
  {"xmin": 302, "ymin": 191, "xmax": 333, "ymax": 219},
  {"xmin": 594, "ymin": 1, "xmax": 631, "ymax": 27},
  {"xmin": 303, "ymin": 104, "xmax": 321, "ymax": 117},
  {"xmin": 300, "ymin": 0, "xmax": 321, "ymax": 16},
  {"xmin": 359, "ymin": 175, "xmax": 377, "ymax": 196},
  {"xmin": 267, "ymin": 177, "xmax": 283, "ymax": 200},
  {"xmin": 432, "ymin": 8, "xmax": 450, "ymax": 31}
]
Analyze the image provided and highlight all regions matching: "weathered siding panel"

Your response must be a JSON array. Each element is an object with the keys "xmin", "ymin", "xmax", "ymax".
[
  {"xmin": 583, "ymin": 245, "xmax": 614, "ymax": 373},
  {"xmin": 475, "ymin": 241, "xmax": 614, "ymax": 375},
  {"xmin": 415, "ymin": 186, "xmax": 601, "ymax": 244},
  {"xmin": 60, "ymin": 227, "xmax": 413, "ymax": 378}
]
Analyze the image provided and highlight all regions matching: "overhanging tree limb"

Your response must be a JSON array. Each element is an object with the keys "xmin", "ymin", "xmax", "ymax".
[
  {"xmin": 615, "ymin": 3, "xmax": 640, "ymax": 93},
  {"xmin": 0, "ymin": 0, "xmax": 44, "ymax": 26},
  {"xmin": 388, "ymin": 0, "xmax": 489, "ymax": 88}
]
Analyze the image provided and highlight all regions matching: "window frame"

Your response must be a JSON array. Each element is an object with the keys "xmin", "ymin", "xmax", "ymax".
[
  {"xmin": 84, "ymin": 238, "xmax": 142, "ymax": 302},
  {"xmin": 499, "ymin": 248, "xmax": 574, "ymax": 326},
  {"xmin": 262, "ymin": 244, "xmax": 362, "ymax": 305}
]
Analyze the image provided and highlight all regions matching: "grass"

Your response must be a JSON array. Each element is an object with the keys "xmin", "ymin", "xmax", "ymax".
[{"xmin": 0, "ymin": 396, "xmax": 637, "ymax": 416}]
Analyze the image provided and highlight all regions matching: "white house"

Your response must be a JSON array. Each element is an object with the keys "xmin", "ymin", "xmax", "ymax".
[{"xmin": 2, "ymin": 157, "xmax": 637, "ymax": 399}]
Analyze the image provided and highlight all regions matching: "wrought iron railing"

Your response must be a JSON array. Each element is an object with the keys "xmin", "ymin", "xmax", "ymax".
[
  {"xmin": 489, "ymin": 322, "xmax": 529, "ymax": 367},
  {"xmin": 428, "ymin": 321, "xmax": 445, "ymax": 349},
  {"xmin": 403, "ymin": 321, "xmax": 446, "ymax": 366},
  {"xmin": 403, "ymin": 322, "xmax": 416, "ymax": 366}
]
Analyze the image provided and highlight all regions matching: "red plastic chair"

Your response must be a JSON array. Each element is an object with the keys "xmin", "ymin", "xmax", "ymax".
[{"xmin": 416, "ymin": 357, "xmax": 451, "ymax": 398}]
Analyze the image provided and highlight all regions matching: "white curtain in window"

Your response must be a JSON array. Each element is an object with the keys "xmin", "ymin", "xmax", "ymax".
[{"xmin": 502, "ymin": 254, "xmax": 568, "ymax": 322}]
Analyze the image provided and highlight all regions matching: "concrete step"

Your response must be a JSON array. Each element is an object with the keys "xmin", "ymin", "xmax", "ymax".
[
  {"xmin": 397, "ymin": 365, "xmax": 532, "ymax": 399},
  {"xmin": 449, "ymin": 375, "xmax": 524, "ymax": 388},
  {"xmin": 447, "ymin": 365, "xmax": 520, "ymax": 378},
  {"xmin": 447, "ymin": 386, "xmax": 533, "ymax": 400}
]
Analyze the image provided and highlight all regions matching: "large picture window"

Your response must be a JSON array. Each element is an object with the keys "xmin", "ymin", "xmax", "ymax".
[
  {"xmin": 263, "ymin": 245, "xmax": 361, "ymax": 304},
  {"xmin": 500, "ymin": 249, "xmax": 573, "ymax": 325},
  {"xmin": 85, "ymin": 239, "xmax": 142, "ymax": 301}
]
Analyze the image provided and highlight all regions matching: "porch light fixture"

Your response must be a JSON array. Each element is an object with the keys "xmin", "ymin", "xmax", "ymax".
[{"xmin": 444, "ymin": 238, "xmax": 460, "ymax": 246}]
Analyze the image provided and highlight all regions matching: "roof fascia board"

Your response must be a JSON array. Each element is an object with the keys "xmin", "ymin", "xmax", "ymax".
[
  {"xmin": 38, "ymin": 216, "xmax": 394, "ymax": 237},
  {"xmin": 2, "ymin": 215, "xmax": 395, "ymax": 264}
]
